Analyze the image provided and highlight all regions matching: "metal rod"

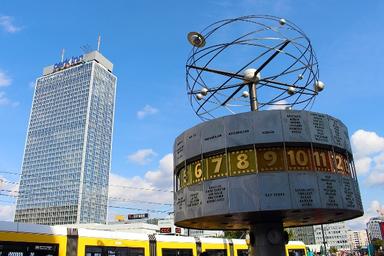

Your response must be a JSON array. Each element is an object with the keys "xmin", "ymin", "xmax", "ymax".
[
  {"xmin": 187, "ymin": 65, "xmax": 244, "ymax": 79},
  {"xmin": 221, "ymin": 40, "xmax": 290, "ymax": 108},
  {"xmin": 253, "ymin": 40, "xmax": 290, "ymax": 76},
  {"xmin": 321, "ymin": 224, "xmax": 327, "ymax": 255},
  {"xmin": 61, "ymin": 48, "xmax": 65, "ymax": 62},
  {"xmin": 249, "ymin": 83, "xmax": 258, "ymax": 111},
  {"xmin": 97, "ymin": 34, "xmax": 101, "ymax": 52}
]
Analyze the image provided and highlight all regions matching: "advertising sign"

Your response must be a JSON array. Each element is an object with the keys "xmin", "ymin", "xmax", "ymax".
[{"xmin": 128, "ymin": 213, "xmax": 148, "ymax": 219}]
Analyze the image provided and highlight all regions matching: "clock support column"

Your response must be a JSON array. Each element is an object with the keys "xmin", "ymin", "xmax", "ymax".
[{"xmin": 248, "ymin": 222, "xmax": 286, "ymax": 256}]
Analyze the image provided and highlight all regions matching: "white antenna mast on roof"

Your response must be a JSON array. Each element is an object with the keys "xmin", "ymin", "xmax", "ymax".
[
  {"xmin": 97, "ymin": 34, "xmax": 101, "ymax": 52},
  {"xmin": 61, "ymin": 48, "xmax": 65, "ymax": 62}
]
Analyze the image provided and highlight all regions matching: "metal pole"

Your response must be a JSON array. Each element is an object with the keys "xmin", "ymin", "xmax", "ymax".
[
  {"xmin": 321, "ymin": 224, "xmax": 327, "ymax": 255},
  {"xmin": 249, "ymin": 83, "xmax": 258, "ymax": 111},
  {"xmin": 97, "ymin": 34, "xmax": 101, "ymax": 52},
  {"xmin": 61, "ymin": 48, "xmax": 65, "ymax": 62},
  {"xmin": 366, "ymin": 228, "xmax": 372, "ymax": 256},
  {"xmin": 248, "ymin": 222, "xmax": 285, "ymax": 256}
]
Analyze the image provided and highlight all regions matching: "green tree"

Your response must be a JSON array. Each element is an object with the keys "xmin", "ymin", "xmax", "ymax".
[
  {"xmin": 284, "ymin": 228, "xmax": 295, "ymax": 241},
  {"xmin": 223, "ymin": 231, "xmax": 245, "ymax": 239},
  {"xmin": 329, "ymin": 246, "xmax": 337, "ymax": 253},
  {"xmin": 371, "ymin": 238, "xmax": 384, "ymax": 252}
]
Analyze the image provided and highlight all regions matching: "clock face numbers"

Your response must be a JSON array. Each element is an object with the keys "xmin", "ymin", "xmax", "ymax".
[
  {"xmin": 334, "ymin": 152, "xmax": 351, "ymax": 176},
  {"xmin": 190, "ymin": 160, "xmax": 203, "ymax": 185},
  {"xmin": 177, "ymin": 146, "xmax": 353, "ymax": 190},
  {"xmin": 257, "ymin": 147, "xmax": 285, "ymax": 172},
  {"xmin": 176, "ymin": 167, "xmax": 189, "ymax": 190},
  {"xmin": 312, "ymin": 148, "xmax": 332, "ymax": 172},
  {"xmin": 206, "ymin": 153, "xmax": 228, "ymax": 179},
  {"xmin": 286, "ymin": 147, "xmax": 312, "ymax": 171},
  {"xmin": 229, "ymin": 149, "xmax": 256, "ymax": 176}
]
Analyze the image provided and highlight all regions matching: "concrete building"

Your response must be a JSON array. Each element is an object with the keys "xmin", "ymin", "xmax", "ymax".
[
  {"xmin": 367, "ymin": 217, "xmax": 384, "ymax": 241},
  {"xmin": 287, "ymin": 226, "xmax": 316, "ymax": 245},
  {"xmin": 348, "ymin": 230, "xmax": 368, "ymax": 250},
  {"xmin": 314, "ymin": 222, "xmax": 350, "ymax": 251},
  {"xmin": 15, "ymin": 51, "xmax": 116, "ymax": 225}
]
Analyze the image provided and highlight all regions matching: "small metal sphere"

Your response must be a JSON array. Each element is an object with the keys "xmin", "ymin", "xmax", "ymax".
[
  {"xmin": 242, "ymin": 91, "xmax": 250, "ymax": 98},
  {"xmin": 298, "ymin": 74, "xmax": 304, "ymax": 80},
  {"xmin": 196, "ymin": 93, "xmax": 204, "ymax": 100},
  {"xmin": 243, "ymin": 68, "xmax": 261, "ymax": 83},
  {"xmin": 287, "ymin": 86, "xmax": 296, "ymax": 95},
  {"xmin": 201, "ymin": 87, "xmax": 209, "ymax": 96},
  {"xmin": 279, "ymin": 19, "xmax": 286, "ymax": 26},
  {"xmin": 314, "ymin": 80, "xmax": 325, "ymax": 92}
]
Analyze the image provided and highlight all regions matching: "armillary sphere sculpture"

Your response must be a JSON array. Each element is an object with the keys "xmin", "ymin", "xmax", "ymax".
[
  {"xmin": 186, "ymin": 15, "xmax": 324, "ymax": 120},
  {"xmin": 175, "ymin": 15, "xmax": 363, "ymax": 256}
]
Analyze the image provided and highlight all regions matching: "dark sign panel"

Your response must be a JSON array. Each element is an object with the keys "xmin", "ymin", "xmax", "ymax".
[
  {"xmin": 128, "ymin": 213, "xmax": 148, "ymax": 219},
  {"xmin": 160, "ymin": 227, "xmax": 172, "ymax": 233}
]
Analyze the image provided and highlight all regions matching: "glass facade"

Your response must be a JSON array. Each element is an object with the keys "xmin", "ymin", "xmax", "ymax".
[{"xmin": 14, "ymin": 57, "xmax": 116, "ymax": 225}]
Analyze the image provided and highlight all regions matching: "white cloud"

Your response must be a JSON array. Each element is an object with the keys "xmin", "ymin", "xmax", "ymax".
[
  {"xmin": 0, "ymin": 176, "xmax": 17, "ymax": 221},
  {"xmin": 127, "ymin": 149, "xmax": 157, "ymax": 165},
  {"xmin": 347, "ymin": 199, "xmax": 384, "ymax": 230},
  {"xmin": 355, "ymin": 157, "xmax": 372, "ymax": 175},
  {"xmin": 108, "ymin": 154, "xmax": 173, "ymax": 219},
  {"xmin": 0, "ymin": 92, "xmax": 11, "ymax": 105},
  {"xmin": 370, "ymin": 200, "xmax": 384, "ymax": 215},
  {"xmin": 144, "ymin": 154, "xmax": 173, "ymax": 188},
  {"xmin": 351, "ymin": 130, "xmax": 384, "ymax": 159},
  {"xmin": 373, "ymin": 152, "xmax": 384, "ymax": 169},
  {"xmin": 366, "ymin": 170, "xmax": 384, "ymax": 186},
  {"xmin": 339, "ymin": 132, "xmax": 384, "ymax": 227},
  {"xmin": 0, "ymin": 92, "xmax": 19, "ymax": 107},
  {"xmin": 0, "ymin": 204, "xmax": 15, "ymax": 221},
  {"xmin": 137, "ymin": 105, "xmax": 159, "ymax": 119},
  {"xmin": 350, "ymin": 130, "xmax": 384, "ymax": 185},
  {"xmin": 0, "ymin": 16, "xmax": 21, "ymax": 33},
  {"xmin": 346, "ymin": 215, "xmax": 368, "ymax": 231},
  {"xmin": 0, "ymin": 70, "xmax": 11, "ymax": 87},
  {"xmin": 0, "ymin": 70, "xmax": 18, "ymax": 107},
  {"xmin": 0, "ymin": 176, "xmax": 19, "ymax": 196},
  {"xmin": 267, "ymin": 100, "xmax": 289, "ymax": 110}
]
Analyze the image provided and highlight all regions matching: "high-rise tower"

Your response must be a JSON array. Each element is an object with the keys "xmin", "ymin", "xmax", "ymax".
[{"xmin": 15, "ymin": 51, "xmax": 116, "ymax": 225}]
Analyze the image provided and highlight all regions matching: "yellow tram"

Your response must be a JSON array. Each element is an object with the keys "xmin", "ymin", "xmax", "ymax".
[{"xmin": 0, "ymin": 221, "xmax": 306, "ymax": 256}]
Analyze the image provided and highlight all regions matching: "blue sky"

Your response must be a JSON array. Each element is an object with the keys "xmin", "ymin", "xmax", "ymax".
[{"xmin": 0, "ymin": 0, "xmax": 383, "ymax": 230}]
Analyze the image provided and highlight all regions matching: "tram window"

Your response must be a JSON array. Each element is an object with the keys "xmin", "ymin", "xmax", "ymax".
[
  {"xmin": 162, "ymin": 249, "xmax": 193, "ymax": 256},
  {"xmin": 126, "ymin": 248, "xmax": 144, "ymax": 256},
  {"xmin": 85, "ymin": 246, "xmax": 144, "ymax": 256},
  {"xmin": 287, "ymin": 249, "xmax": 305, "ymax": 256},
  {"xmin": 205, "ymin": 250, "xmax": 227, "ymax": 256},
  {"xmin": 236, "ymin": 249, "xmax": 248, "ymax": 256},
  {"xmin": 0, "ymin": 242, "xmax": 58, "ymax": 256},
  {"xmin": 85, "ymin": 246, "xmax": 102, "ymax": 256}
]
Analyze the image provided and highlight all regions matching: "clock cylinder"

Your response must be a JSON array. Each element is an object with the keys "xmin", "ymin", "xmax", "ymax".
[{"xmin": 173, "ymin": 110, "xmax": 363, "ymax": 230}]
